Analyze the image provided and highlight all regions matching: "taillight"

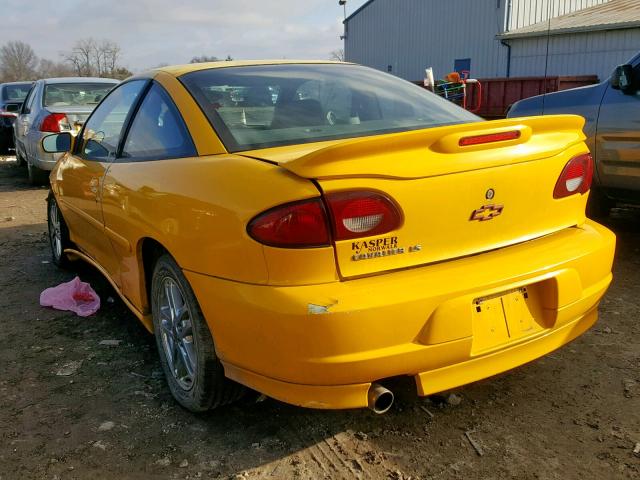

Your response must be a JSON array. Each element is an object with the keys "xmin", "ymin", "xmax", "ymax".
[
  {"xmin": 248, "ymin": 191, "xmax": 403, "ymax": 248},
  {"xmin": 40, "ymin": 113, "xmax": 70, "ymax": 133},
  {"xmin": 459, "ymin": 130, "xmax": 521, "ymax": 146},
  {"xmin": 553, "ymin": 153, "xmax": 593, "ymax": 199},
  {"xmin": 325, "ymin": 191, "xmax": 402, "ymax": 241},
  {"xmin": 247, "ymin": 198, "xmax": 330, "ymax": 248}
]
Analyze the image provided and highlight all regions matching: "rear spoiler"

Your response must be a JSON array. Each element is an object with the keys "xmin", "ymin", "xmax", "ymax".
[{"xmin": 275, "ymin": 115, "xmax": 586, "ymax": 180}]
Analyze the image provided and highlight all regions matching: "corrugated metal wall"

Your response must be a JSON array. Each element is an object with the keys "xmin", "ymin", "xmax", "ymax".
[
  {"xmin": 344, "ymin": 0, "xmax": 634, "ymax": 81},
  {"xmin": 509, "ymin": 28, "xmax": 640, "ymax": 79},
  {"xmin": 345, "ymin": 0, "xmax": 509, "ymax": 80},
  {"xmin": 507, "ymin": 0, "xmax": 610, "ymax": 31}
]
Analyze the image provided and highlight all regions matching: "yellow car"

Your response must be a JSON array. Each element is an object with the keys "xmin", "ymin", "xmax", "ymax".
[{"xmin": 42, "ymin": 61, "xmax": 615, "ymax": 414}]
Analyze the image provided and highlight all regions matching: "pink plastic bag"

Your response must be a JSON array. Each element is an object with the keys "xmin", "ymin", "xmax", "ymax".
[{"xmin": 40, "ymin": 276, "xmax": 101, "ymax": 317}]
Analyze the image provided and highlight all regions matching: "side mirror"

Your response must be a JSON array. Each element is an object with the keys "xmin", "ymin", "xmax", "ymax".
[
  {"xmin": 5, "ymin": 103, "xmax": 20, "ymax": 113},
  {"xmin": 610, "ymin": 64, "xmax": 635, "ymax": 93},
  {"xmin": 42, "ymin": 132, "xmax": 73, "ymax": 153}
]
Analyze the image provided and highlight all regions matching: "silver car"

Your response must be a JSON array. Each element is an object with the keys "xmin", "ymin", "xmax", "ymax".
[{"xmin": 14, "ymin": 77, "xmax": 119, "ymax": 184}]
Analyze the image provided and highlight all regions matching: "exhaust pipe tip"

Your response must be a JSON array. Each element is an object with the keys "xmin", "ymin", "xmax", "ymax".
[{"xmin": 367, "ymin": 383, "xmax": 394, "ymax": 414}]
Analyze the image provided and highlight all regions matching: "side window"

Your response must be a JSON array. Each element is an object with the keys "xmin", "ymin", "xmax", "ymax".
[
  {"xmin": 121, "ymin": 83, "xmax": 196, "ymax": 160},
  {"xmin": 22, "ymin": 85, "xmax": 36, "ymax": 114},
  {"xmin": 79, "ymin": 80, "xmax": 147, "ymax": 161}
]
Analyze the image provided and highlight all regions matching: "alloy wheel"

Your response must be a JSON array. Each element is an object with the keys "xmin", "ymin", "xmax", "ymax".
[
  {"xmin": 158, "ymin": 277, "xmax": 197, "ymax": 391},
  {"xmin": 48, "ymin": 201, "xmax": 62, "ymax": 260}
]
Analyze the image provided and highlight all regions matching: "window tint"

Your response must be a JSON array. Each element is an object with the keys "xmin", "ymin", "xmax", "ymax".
[
  {"xmin": 121, "ymin": 83, "xmax": 196, "ymax": 160},
  {"xmin": 79, "ymin": 80, "xmax": 146, "ymax": 160}
]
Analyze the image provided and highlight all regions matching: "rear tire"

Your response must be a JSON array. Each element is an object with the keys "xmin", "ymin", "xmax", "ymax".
[
  {"xmin": 587, "ymin": 188, "xmax": 613, "ymax": 219},
  {"xmin": 28, "ymin": 161, "xmax": 49, "ymax": 186},
  {"xmin": 151, "ymin": 254, "xmax": 245, "ymax": 412},
  {"xmin": 47, "ymin": 194, "xmax": 72, "ymax": 268}
]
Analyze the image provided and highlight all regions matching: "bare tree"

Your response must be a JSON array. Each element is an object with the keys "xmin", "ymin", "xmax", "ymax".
[
  {"xmin": 0, "ymin": 41, "xmax": 38, "ymax": 81},
  {"xmin": 64, "ymin": 38, "xmax": 94, "ymax": 76},
  {"xmin": 190, "ymin": 55, "xmax": 220, "ymax": 63},
  {"xmin": 38, "ymin": 58, "xmax": 74, "ymax": 78},
  {"xmin": 329, "ymin": 49, "xmax": 345, "ymax": 62},
  {"xmin": 98, "ymin": 41, "xmax": 121, "ymax": 75},
  {"xmin": 63, "ymin": 38, "xmax": 127, "ymax": 78},
  {"xmin": 111, "ymin": 67, "xmax": 133, "ymax": 80}
]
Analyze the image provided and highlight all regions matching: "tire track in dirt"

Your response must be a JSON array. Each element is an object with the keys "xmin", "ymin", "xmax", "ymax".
[{"xmin": 292, "ymin": 422, "xmax": 410, "ymax": 479}]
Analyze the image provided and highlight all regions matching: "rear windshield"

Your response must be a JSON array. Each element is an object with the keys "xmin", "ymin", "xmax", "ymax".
[
  {"xmin": 2, "ymin": 83, "xmax": 32, "ymax": 101},
  {"xmin": 181, "ymin": 64, "xmax": 480, "ymax": 152},
  {"xmin": 43, "ymin": 83, "xmax": 116, "ymax": 108}
]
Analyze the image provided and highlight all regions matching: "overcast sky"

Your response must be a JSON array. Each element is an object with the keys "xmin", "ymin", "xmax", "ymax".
[{"xmin": 1, "ymin": 0, "xmax": 368, "ymax": 71}]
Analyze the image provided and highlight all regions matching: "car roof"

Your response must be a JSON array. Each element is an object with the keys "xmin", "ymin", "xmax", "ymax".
[
  {"xmin": 149, "ymin": 60, "xmax": 351, "ymax": 78},
  {"xmin": 41, "ymin": 77, "xmax": 120, "ymax": 84},
  {"xmin": 0, "ymin": 81, "xmax": 35, "ymax": 87}
]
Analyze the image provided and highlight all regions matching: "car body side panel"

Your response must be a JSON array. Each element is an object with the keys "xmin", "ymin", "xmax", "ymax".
[
  {"xmin": 98, "ymin": 155, "xmax": 335, "ymax": 313},
  {"xmin": 594, "ymin": 83, "xmax": 640, "ymax": 196},
  {"xmin": 14, "ymin": 81, "xmax": 39, "ymax": 161},
  {"xmin": 53, "ymin": 153, "xmax": 122, "ymax": 282}
]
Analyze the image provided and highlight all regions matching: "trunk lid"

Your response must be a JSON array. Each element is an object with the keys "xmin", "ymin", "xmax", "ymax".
[
  {"xmin": 244, "ymin": 115, "xmax": 591, "ymax": 278},
  {"xmin": 46, "ymin": 107, "xmax": 93, "ymax": 132}
]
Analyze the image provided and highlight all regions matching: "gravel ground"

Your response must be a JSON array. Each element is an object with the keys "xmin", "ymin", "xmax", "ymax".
[{"xmin": 0, "ymin": 156, "xmax": 638, "ymax": 480}]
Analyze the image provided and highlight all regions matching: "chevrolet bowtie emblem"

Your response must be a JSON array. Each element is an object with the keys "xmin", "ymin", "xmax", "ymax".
[{"xmin": 470, "ymin": 204, "xmax": 504, "ymax": 222}]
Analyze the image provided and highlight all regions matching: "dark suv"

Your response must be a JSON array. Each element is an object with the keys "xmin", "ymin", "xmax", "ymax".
[
  {"xmin": 508, "ymin": 52, "xmax": 640, "ymax": 216},
  {"xmin": 0, "ymin": 81, "xmax": 34, "ymax": 154}
]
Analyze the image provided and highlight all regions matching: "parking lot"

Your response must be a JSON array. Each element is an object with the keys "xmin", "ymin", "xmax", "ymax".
[{"xmin": 0, "ymin": 155, "xmax": 638, "ymax": 479}]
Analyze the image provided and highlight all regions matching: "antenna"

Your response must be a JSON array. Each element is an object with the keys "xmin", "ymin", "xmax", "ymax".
[{"xmin": 542, "ymin": 0, "xmax": 553, "ymax": 113}]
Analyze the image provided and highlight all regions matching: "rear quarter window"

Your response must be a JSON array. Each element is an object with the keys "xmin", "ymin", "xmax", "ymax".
[{"xmin": 121, "ymin": 83, "xmax": 196, "ymax": 161}]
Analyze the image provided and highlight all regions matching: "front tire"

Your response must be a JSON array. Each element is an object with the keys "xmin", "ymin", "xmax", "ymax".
[
  {"xmin": 151, "ymin": 254, "xmax": 244, "ymax": 412},
  {"xmin": 47, "ymin": 195, "xmax": 72, "ymax": 268}
]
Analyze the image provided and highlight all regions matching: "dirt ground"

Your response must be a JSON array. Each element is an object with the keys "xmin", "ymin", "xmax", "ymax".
[{"xmin": 0, "ymin": 156, "xmax": 638, "ymax": 480}]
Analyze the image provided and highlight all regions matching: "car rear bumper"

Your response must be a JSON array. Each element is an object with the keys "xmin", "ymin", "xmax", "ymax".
[
  {"xmin": 31, "ymin": 151, "xmax": 62, "ymax": 171},
  {"xmin": 185, "ymin": 220, "xmax": 615, "ymax": 409}
]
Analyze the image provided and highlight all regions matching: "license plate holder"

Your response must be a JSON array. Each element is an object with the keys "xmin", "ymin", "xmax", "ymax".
[{"xmin": 471, "ymin": 287, "xmax": 538, "ymax": 354}]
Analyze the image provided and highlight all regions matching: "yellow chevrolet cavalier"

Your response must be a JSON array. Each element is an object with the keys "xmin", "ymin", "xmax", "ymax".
[{"xmin": 43, "ymin": 61, "xmax": 615, "ymax": 413}]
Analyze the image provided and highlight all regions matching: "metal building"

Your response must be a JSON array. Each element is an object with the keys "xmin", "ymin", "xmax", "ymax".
[{"xmin": 343, "ymin": 0, "xmax": 640, "ymax": 81}]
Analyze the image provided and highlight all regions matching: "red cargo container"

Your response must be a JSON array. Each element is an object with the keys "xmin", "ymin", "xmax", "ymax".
[{"xmin": 465, "ymin": 75, "xmax": 599, "ymax": 119}]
